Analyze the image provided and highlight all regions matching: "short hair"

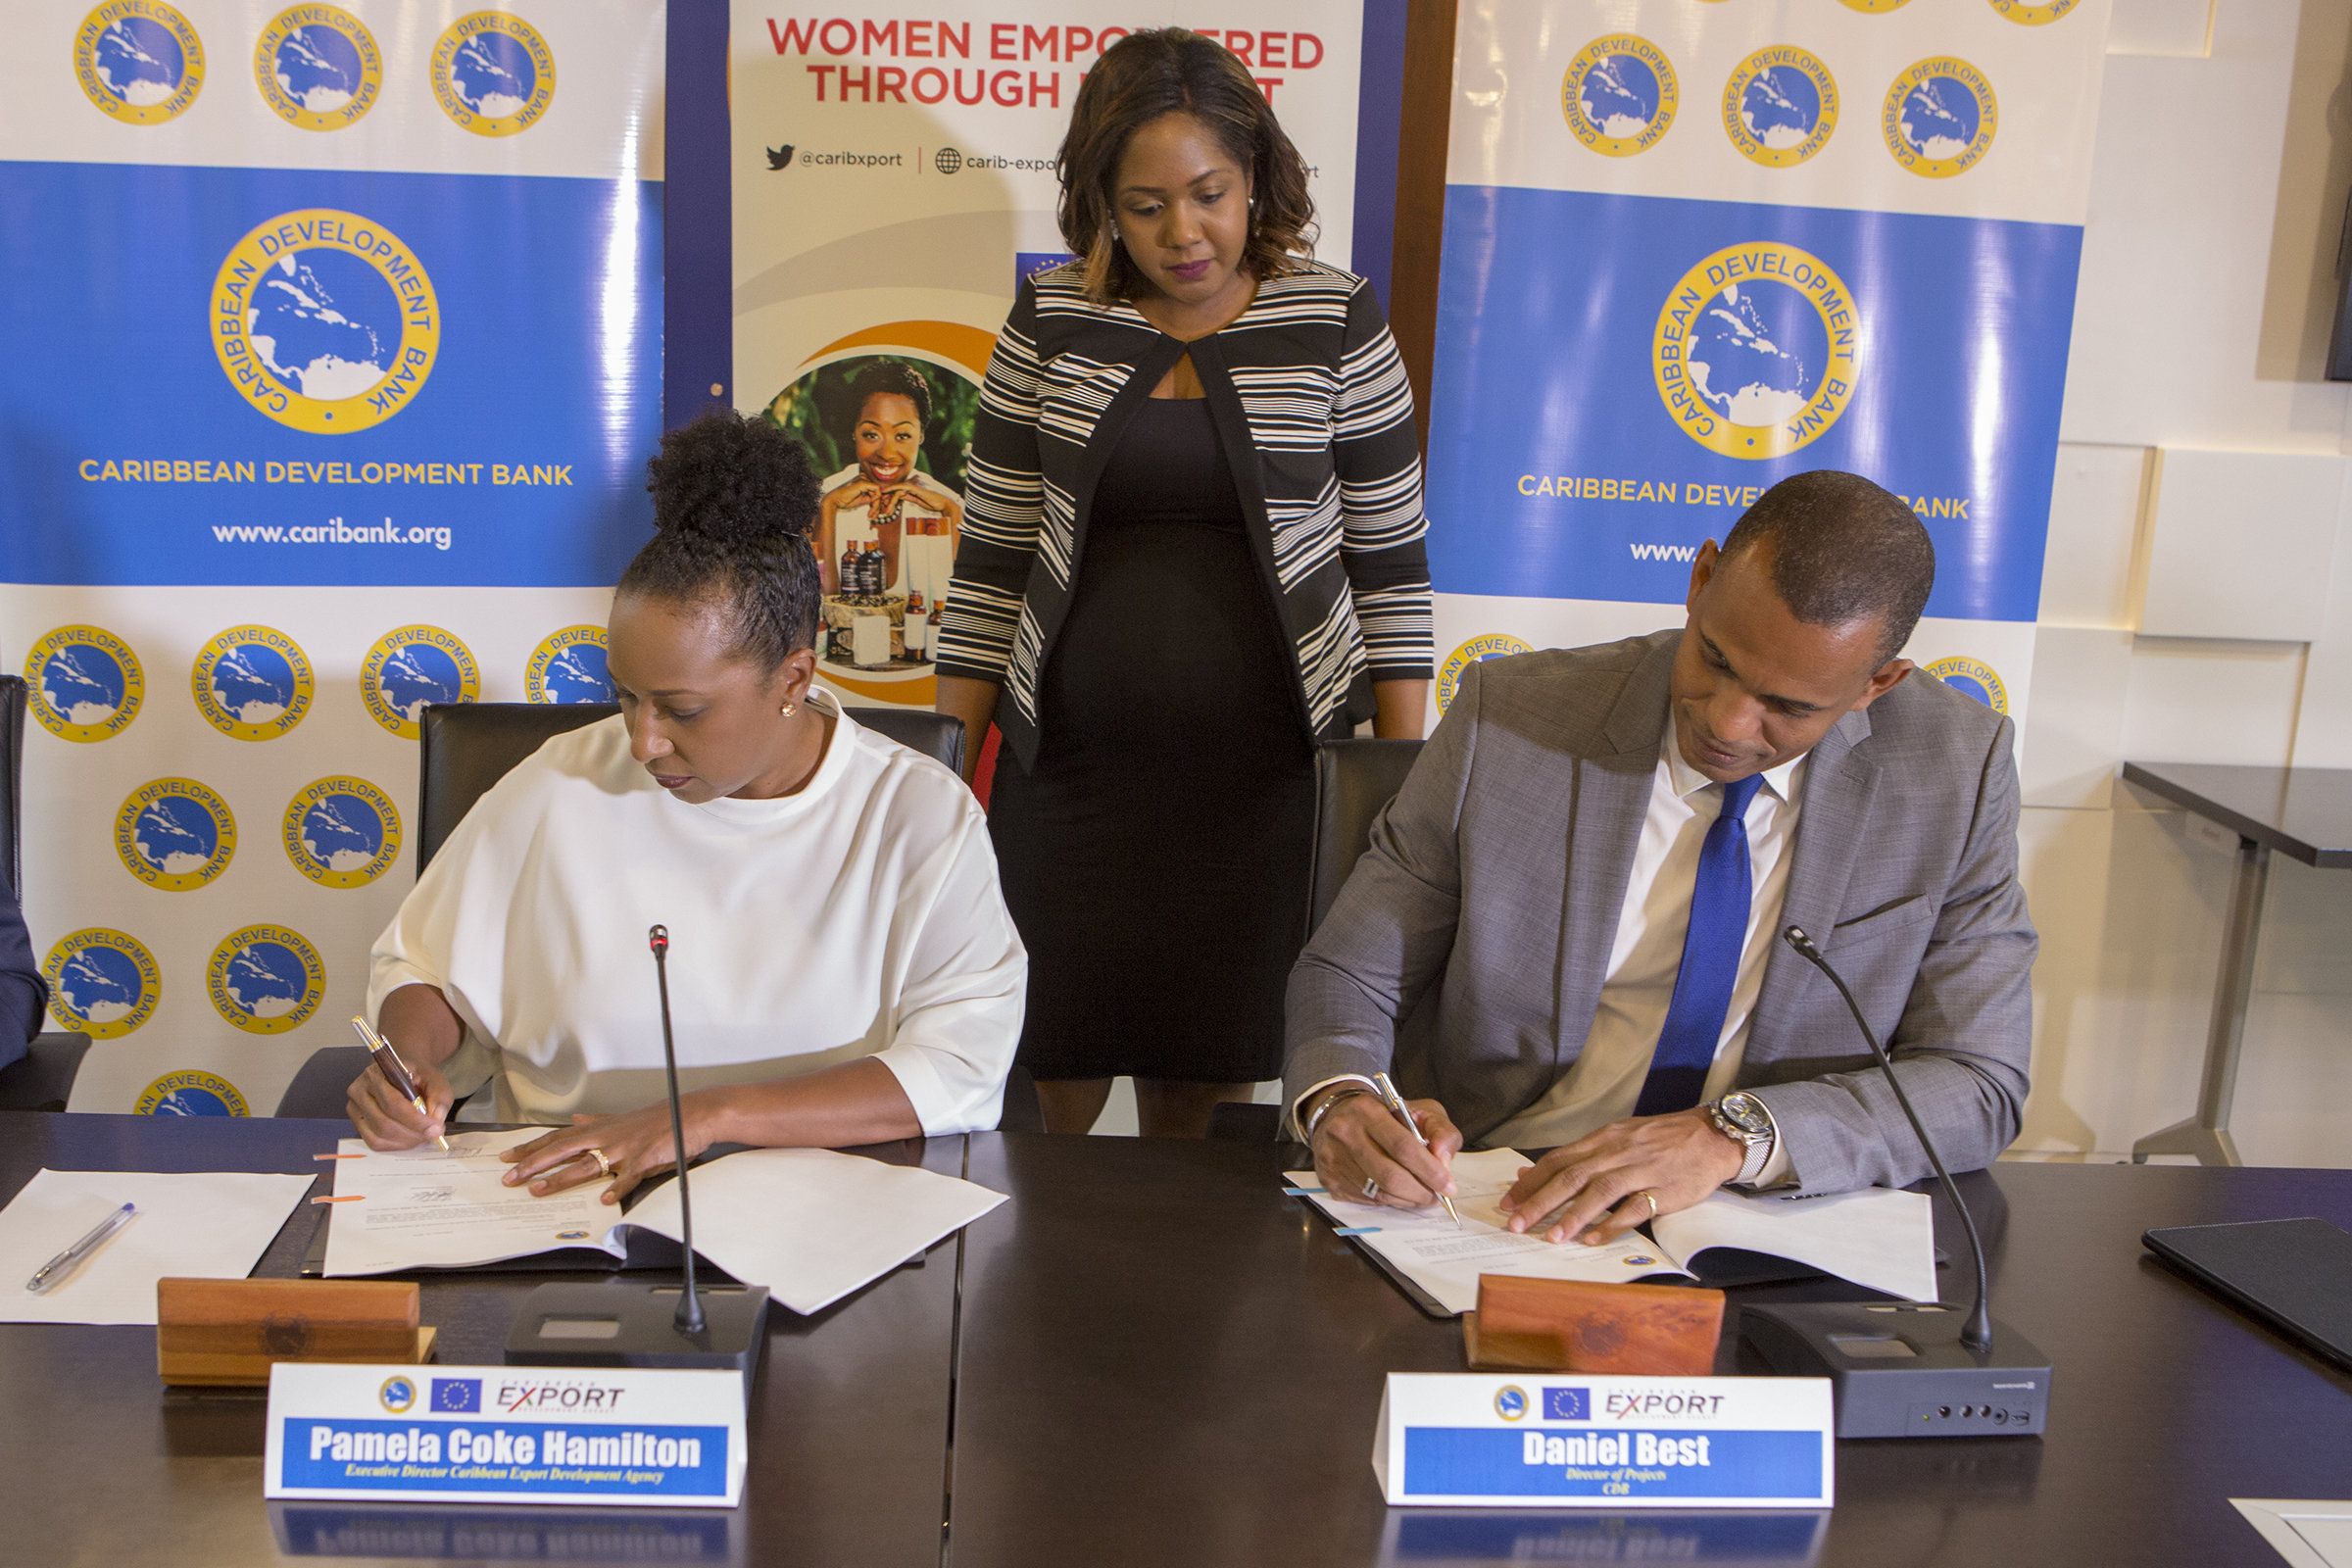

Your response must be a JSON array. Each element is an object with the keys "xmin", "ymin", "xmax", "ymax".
[
  {"xmin": 848, "ymin": 359, "xmax": 931, "ymax": 433},
  {"xmin": 619, "ymin": 409, "xmax": 822, "ymax": 672},
  {"xmin": 1055, "ymin": 28, "xmax": 1316, "ymax": 306},
  {"xmin": 1719, "ymin": 470, "xmax": 1936, "ymax": 665}
]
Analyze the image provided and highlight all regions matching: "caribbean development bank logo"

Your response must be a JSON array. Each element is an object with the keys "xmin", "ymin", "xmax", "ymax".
[
  {"xmin": 24, "ymin": 625, "xmax": 143, "ymax": 742},
  {"xmin": 1883, "ymin": 59, "xmax": 1996, "ymax": 178},
  {"xmin": 1925, "ymin": 657, "xmax": 2008, "ymax": 715},
  {"xmin": 1723, "ymin": 46, "xmax": 1838, "ymax": 168},
  {"xmin": 254, "ymin": 6, "xmax": 381, "ymax": 131},
  {"xmin": 136, "ymin": 1070, "xmax": 249, "ymax": 1117},
  {"xmin": 362, "ymin": 625, "xmax": 480, "ymax": 739},
  {"xmin": 1989, "ymin": 0, "xmax": 2081, "ymax": 24},
  {"xmin": 209, "ymin": 924, "xmax": 326, "ymax": 1034},
  {"xmin": 283, "ymin": 776, "xmax": 401, "ymax": 889},
  {"xmin": 525, "ymin": 626, "xmax": 614, "ymax": 704},
  {"xmin": 213, "ymin": 210, "xmax": 439, "ymax": 435},
  {"xmin": 74, "ymin": 2, "xmax": 205, "ymax": 124},
  {"xmin": 43, "ymin": 928, "xmax": 160, "ymax": 1040},
  {"xmin": 192, "ymin": 624, "xmax": 313, "ymax": 741},
  {"xmin": 432, "ymin": 13, "xmax": 557, "ymax": 137},
  {"xmin": 116, "ymin": 778, "xmax": 236, "ymax": 891},
  {"xmin": 1563, "ymin": 36, "xmax": 1678, "ymax": 158},
  {"xmin": 1439, "ymin": 635, "xmax": 1533, "ymax": 713},
  {"xmin": 1654, "ymin": 243, "xmax": 1858, "ymax": 460}
]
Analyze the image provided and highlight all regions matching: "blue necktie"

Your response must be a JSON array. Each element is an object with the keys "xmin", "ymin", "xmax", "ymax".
[{"xmin": 1634, "ymin": 772, "xmax": 1765, "ymax": 1117}]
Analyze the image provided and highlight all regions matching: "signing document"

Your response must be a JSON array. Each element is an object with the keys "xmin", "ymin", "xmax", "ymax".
[
  {"xmin": 1287, "ymin": 1149, "xmax": 1936, "ymax": 1315},
  {"xmin": 0, "ymin": 1168, "xmax": 314, "ymax": 1325},
  {"xmin": 324, "ymin": 1133, "xmax": 1005, "ymax": 1314}
]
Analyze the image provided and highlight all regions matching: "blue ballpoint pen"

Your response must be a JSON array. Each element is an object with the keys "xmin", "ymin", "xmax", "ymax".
[{"xmin": 25, "ymin": 1201, "xmax": 137, "ymax": 1294}]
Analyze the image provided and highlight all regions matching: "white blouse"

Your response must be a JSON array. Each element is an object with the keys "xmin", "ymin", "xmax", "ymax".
[{"xmin": 366, "ymin": 692, "xmax": 1025, "ymax": 1134}]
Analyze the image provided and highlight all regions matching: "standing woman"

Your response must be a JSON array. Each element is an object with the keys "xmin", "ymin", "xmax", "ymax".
[{"xmin": 933, "ymin": 29, "xmax": 1434, "ymax": 1136}]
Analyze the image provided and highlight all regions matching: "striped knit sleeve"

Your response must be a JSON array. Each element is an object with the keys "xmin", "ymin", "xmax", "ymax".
[
  {"xmin": 1332, "ymin": 277, "xmax": 1435, "ymax": 683},
  {"xmin": 934, "ymin": 278, "xmax": 1047, "ymax": 685}
]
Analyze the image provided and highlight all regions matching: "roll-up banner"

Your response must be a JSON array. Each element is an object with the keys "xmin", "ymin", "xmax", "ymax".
[
  {"xmin": 1425, "ymin": 0, "xmax": 2112, "ymax": 739},
  {"xmin": 0, "ymin": 1, "xmax": 664, "ymax": 1113}
]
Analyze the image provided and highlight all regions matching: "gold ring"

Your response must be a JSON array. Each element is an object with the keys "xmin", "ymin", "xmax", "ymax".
[
  {"xmin": 583, "ymin": 1147, "xmax": 614, "ymax": 1178},
  {"xmin": 1636, "ymin": 1190, "xmax": 1658, "ymax": 1221}
]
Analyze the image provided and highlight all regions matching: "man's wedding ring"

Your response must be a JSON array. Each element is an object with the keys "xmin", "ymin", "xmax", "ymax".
[
  {"xmin": 1361, "ymin": 1176, "xmax": 1380, "ymax": 1200},
  {"xmin": 1635, "ymin": 1190, "xmax": 1658, "ymax": 1221},
  {"xmin": 584, "ymin": 1147, "xmax": 614, "ymax": 1178}
]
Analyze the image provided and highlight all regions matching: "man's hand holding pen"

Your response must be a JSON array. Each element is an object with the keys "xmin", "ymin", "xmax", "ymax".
[{"xmin": 1306, "ymin": 1085, "xmax": 1463, "ymax": 1214}]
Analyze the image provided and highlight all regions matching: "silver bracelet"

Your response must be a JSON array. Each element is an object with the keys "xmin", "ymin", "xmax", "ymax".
[{"xmin": 1303, "ymin": 1084, "xmax": 1377, "ymax": 1146}]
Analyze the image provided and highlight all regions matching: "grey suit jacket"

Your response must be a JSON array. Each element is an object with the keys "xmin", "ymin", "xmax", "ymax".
[{"xmin": 1284, "ymin": 630, "xmax": 2036, "ymax": 1195}]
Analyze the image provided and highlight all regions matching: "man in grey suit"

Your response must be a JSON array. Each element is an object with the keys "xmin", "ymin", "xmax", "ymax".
[{"xmin": 1287, "ymin": 470, "xmax": 2034, "ymax": 1250}]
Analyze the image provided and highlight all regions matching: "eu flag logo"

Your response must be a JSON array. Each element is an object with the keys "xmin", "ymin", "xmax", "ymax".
[
  {"xmin": 1543, "ymin": 1387, "xmax": 1591, "ymax": 1421},
  {"xmin": 430, "ymin": 1378, "xmax": 482, "ymax": 1413}
]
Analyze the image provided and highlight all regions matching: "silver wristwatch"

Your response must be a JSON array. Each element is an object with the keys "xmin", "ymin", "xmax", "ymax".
[{"xmin": 1707, "ymin": 1092, "xmax": 1775, "ymax": 1186}]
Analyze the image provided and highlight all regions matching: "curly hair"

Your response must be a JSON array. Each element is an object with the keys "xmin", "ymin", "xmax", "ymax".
[
  {"xmin": 848, "ymin": 359, "xmax": 932, "ymax": 432},
  {"xmin": 619, "ymin": 409, "xmax": 823, "ymax": 672},
  {"xmin": 1055, "ymin": 28, "xmax": 1315, "ymax": 306},
  {"xmin": 1721, "ymin": 470, "xmax": 1936, "ymax": 666}
]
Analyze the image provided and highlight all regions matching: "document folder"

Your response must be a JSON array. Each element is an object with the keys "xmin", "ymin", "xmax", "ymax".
[{"xmin": 2142, "ymin": 1216, "xmax": 2352, "ymax": 1372}]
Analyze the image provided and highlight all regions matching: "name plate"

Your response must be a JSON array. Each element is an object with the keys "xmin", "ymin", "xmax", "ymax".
[
  {"xmin": 265, "ymin": 1364, "xmax": 748, "ymax": 1508},
  {"xmin": 1373, "ymin": 1373, "xmax": 1834, "ymax": 1508}
]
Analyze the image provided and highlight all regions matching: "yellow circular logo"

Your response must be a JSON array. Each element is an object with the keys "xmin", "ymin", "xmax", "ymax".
[
  {"xmin": 1924, "ymin": 657, "xmax": 2008, "ymax": 715},
  {"xmin": 74, "ymin": 2, "xmax": 205, "ymax": 124},
  {"xmin": 253, "ymin": 6, "xmax": 380, "ymax": 131},
  {"xmin": 207, "ymin": 924, "xmax": 326, "ymax": 1034},
  {"xmin": 1438, "ymin": 634, "xmax": 1533, "ymax": 713},
  {"xmin": 1882, "ymin": 59, "xmax": 1997, "ymax": 179},
  {"xmin": 1722, "ymin": 46, "xmax": 1838, "ymax": 168},
  {"xmin": 1562, "ymin": 36, "xmax": 1678, "ymax": 158},
  {"xmin": 432, "ymin": 13, "xmax": 558, "ymax": 137},
  {"xmin": 43, "ymin": 928, "xmax": 160, "ymax": 1040},
  {"xmin": 116, "ymin": 778, "xmax": 237, "ymax": 891},
  {"xmin": 135, "ymin": 1070, "xmax": 249, "ymax": 1116},
  {"xmin": 24, "ymin": 624, "xmax": 143, "ymax": 742},
  {"xmin": 524, "ymin": 625, "xmax": 614, "ymax": 704},
  {"xmin": 1653, "ymin": 242, "xmax": 1858, "ymax": 460},
  {"xmin": 1840, "ymin": 0, "xmax": 1912, "ymax": 10},
  {"xmin": 1988, "ymin": 0, "xmax": 2080, "ymax": 23},
  {"xmin": 283, "ymin": 776, "xmax": 402, "ymax": 889},
  {"xmin": 1494, "ymin": 1385, "xmax": 1531, "ymax": 1420},
  {"xmin": 379, "ymin": 1375, "xmax": 417, "ymax": 1413},
  {"xmin": 361, "ymin": 625, "xmax": 480, "ymax": 739},
  {"xmin": 211, "ymin": 209, "xmax": 439, "ymax": 435},
  {"xmin": 191, "ymin": 624, "xmax": 313, "ymax": 741}
]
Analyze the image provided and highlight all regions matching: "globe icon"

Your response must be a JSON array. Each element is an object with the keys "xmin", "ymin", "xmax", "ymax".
[
  {"xmin": 1685, "ymin": 281, "xmax": 1828, "ymax": 428},
  {"xmin": 39, "ymin": 646, "xmax": 124, "ymax": 726},
  {"xmin": 155, "ymin": 1086, "xmax": 236, "ymax": 1115},
  {"xmin": 1899, "ymin": 78, "xmax": 1980, "ymax": 159},
  {"xmin": 1941, "ymin": 673, "xmax": 1994, "ymax": 707},
  {"xmin": 58, "ymin": 947, "xmax": 144, "ymax": 1026},
  {"xmin": 1740, "ymin": 68, "xmax": 1821, "ymax": 150},
  {"xmin": 251, "ymin": 249, "xmax": 398, "ymax": 402},
  {"xmin": 133, "ymin": 797, "xmax": 220, "ymax": 875},
  {"xmin": 300, "ymin": 794, "xmax": 386, "ymax": 872},
  {"xmin": 274, "ymin": 24, "xmax": 364, "ymax": 112},
  {"xmin": 220, "ymin": 941, "xmax": 311, "ymax": 1020},
  {"xmin": 1581, "ymin": 56, "xmax": 1660, "ymax": 138},
  {"xmin": 378, "ymin": 642, "xmax": 466, "ymax": 720},
  {"xmin": 451, "ymin": 30, "xmax": 535, "ymax": 116},
  {"xmin": 93, "ymin": 18, "xmax": 184, "ymax": 107},
  {"xmin": 211, "ymin": 642, "xmax": 297, "ymax": 724},
  {"xmin": 935, "ymin": 146, "xmax": 963, "ymax": 175},
  {"xmin": 544, "ymin": 643, "xmax": 614, "ymax": 703}
]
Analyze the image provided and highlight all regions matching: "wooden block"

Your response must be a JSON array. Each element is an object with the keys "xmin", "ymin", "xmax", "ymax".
[
  {"xmin": 157, "ymin": 1278, "xmax": 430, "ymax": 1387},
  {"xmin": 1464, "ymin": 1275, "xmax": 1724, "ymax": 1376}
]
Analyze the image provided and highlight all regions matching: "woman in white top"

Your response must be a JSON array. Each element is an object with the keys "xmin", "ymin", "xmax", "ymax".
[{"xmin": 347, "ymin": 409, "xmax": 1026, "ymax": 1204}]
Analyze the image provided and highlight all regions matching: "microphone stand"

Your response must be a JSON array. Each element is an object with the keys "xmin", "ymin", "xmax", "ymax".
[{"xmin": 649, "ymin": 925, "xmax": 705, "ymax": 1338}]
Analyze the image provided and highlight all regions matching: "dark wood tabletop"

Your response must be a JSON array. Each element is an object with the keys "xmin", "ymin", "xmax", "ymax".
[
  {"xmin": 950, "ymin": 1133, "xmax": 2352, "ymax": 1568},
  {"xmin": 2121, "ymin": 760, "xmax": 2352, "ymax": 867},
  {"xmin": 0, "ymin": 1111, "xmax": 962, "ymax": 1568}
]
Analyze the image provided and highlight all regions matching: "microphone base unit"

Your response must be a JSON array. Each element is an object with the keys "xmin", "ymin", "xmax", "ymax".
[
  {"xmin": 1740, "ymin": 1300, "xmax": 2050, "ymax": 1440},
  {"xmin": 506, "ymin": 1281, "xmax": 771, "ymax": 1396}
]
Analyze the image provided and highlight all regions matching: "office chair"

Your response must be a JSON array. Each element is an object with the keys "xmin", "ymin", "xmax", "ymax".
[{"xmin": 0, "ymin": 674, "xmax": 94, "ymax": 1112}]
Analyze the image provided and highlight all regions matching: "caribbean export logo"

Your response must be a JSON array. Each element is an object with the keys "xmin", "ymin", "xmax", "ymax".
[
  {"xmin": 283, "ymin": 776, "xmax": 402, "ymax": 888},
  {"xmin": 208, "ymin": 924, "xmax": 326, "ymax": 1034},
  {"xmin": 253, "ymin": 6, "xmax": 380, "ymax": 131},
  {"xmin": 116, "ymin": 778, "xmax": 236, "ymax": 891},
  {"xmin": 1925, "ymin": 657, "xmax": 2008, "ymax": 714},
  {"xmin": 136, "ymin": 1070, "xmax": 249, "ymax": 1116},
  {"xmin": 43, "ymin": 928, "xmax": 161, "ymax": 1039},
  {"xmin": 1883, "ymin": 59, "xmax": 1996, "ymax": 178},
  {"xmin": 74, "ymin": 1, "xmax": 205, "ymax": 124},
  {"xmin": 1722, "ymin": 46, "xmax": 1838, "ymax": 168},
  {"xmin": 362, "ymin": 625, "xmax": 479, "ymax": 738},
  {"xmin": 213, "ymin": 209, "xmax": 440, "ymax": 435},
  {"xmin": 1563, "ymin": 36, "xmax": 1677, "ymax": 158},
  {"xmin": 432, "ymin": 12, "xmax": 557, "ymax": 136},
  {"xmin": 24, "ymin": 625, "xmax": 143, "ymax": 742},
  {"xmin": 192, "ymin": 624, "xmax": 313, "ymax": 741},
  {"xmin": 1438, "ymin": 634, "xmax": 1533, "ymax": 713},
  {"xmin": 1654, "ymin": 242, "xmax": 1858, "ymax": 460},
  {"xmin": 524, "ymin": 625, "xmax": 615, "ymax": 704}
]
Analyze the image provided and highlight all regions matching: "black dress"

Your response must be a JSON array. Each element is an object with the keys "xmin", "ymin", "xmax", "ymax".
[{"xmin": 988, "ymin": 396, "xmax": 1314, "ymax": 1082}]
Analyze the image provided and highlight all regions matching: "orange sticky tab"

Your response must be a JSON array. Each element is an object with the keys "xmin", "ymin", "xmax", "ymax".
[{"xmin": 310, "ymin": 1194, "xmax": 366, "ymax": 1204}]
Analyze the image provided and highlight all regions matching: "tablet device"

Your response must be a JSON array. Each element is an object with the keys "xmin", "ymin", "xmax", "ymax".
[{"xmin": 2142, "ymin": 1216, "xmax": 2352, "ymax": 1371}]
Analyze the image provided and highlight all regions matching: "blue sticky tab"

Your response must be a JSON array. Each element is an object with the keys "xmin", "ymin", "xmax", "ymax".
[
  {"xmin": 1285, "ymin": 1187, "xmax": 1325, "ymax": 1197},
  {"xmin": 1333, "ymin": 1226, "xmax": 1382, "ymax": 1236}
]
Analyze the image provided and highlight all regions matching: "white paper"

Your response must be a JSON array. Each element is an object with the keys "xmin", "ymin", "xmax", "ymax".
[
  {"xmin": 1653, "ymin": 1185, "xmax": 1939, "ymax": 1304},
  {"xmin": 2233, "ymin": 1500, "xmax": 2352, "ymax": 1568},
  {"xmin": 619, "ymin": 1147, "xmax": 1007, "ymax": 1316},
  {"xmin": 0, "ymin": 1168, "xmax": 314, "ymax": 1325},
  {"xmin": 322, "ymin": 1129, "xmax": 622, "ymax": 1277}
]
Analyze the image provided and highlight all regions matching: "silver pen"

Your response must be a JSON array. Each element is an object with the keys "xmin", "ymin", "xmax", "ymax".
[
  {"xmin": 1372, "ymin": 1072, "xmax": 1459, "ymax": 1227},
  {"xmin": 25, "ymin": 1201, "xmax": 137, "ymax": 1294}
]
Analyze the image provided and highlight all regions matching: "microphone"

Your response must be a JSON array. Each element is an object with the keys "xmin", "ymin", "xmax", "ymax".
[
  {"xmin": 1735, "ymin": 925, "xmax": 2052, "ymax": 1439},
  {"xmin": 648, "ymin": 924, "xmax": 704, "ymax": 1336}
]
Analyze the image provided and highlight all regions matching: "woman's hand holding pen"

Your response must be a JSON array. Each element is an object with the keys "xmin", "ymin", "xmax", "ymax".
[
  {"xmin": 1308, "ymin": 1090, "xmax": 1462, "ymax": 1212},
  {"xmin": 346, "ymin": 1054, "xmax": 455, "ymax": 1151},
  {"xmin": 502, "ymin": 1097, "xmax": 719, "ymax": 1206}
]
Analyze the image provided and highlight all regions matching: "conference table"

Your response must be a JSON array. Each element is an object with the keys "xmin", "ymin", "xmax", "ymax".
[{"xmin": 8, "ymin": 1112, "xmax": 2352, "ymax": 1565}]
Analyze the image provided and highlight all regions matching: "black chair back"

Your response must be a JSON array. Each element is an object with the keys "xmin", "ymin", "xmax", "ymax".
[
  {"xmin": 274, "ymin": 1045, "xmax": 372, "ymax": 1118},
  {"xmin": 0, "ymin": 674, "xmax": 24, "ymax": 896},
  {"xmin": 0, "ymin": 1033, "xmax": 89, "ymax": 1113},
  {"xmin": 857, "ymin": 708, "xmax": 965, "ymax": 774},
  {"xmin": 1308, "ymin": 739, "xmax": 1425, "ymax": 938}
]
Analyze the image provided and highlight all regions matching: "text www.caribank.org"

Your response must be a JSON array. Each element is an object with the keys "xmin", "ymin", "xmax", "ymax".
[{"xmin": 211, "ymin": 517, "xmax": 453, "ymax": 551}]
